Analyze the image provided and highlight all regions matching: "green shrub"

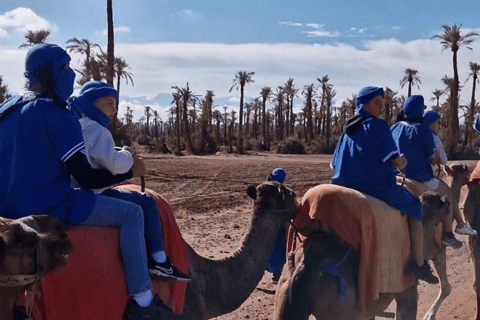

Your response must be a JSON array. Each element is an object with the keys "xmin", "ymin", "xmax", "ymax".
[{"xmin": 276, "ymin": 138, "xmax": 306, "ymax": 154}]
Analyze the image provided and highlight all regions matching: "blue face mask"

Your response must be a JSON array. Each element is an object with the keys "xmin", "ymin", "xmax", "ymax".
[{"xmin": 53, "ymin": 68, "xmax": 76, "ymax": 101}]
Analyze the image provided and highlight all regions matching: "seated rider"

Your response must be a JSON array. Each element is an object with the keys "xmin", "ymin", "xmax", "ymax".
[
  {"xmin": 330, "ymin": 86, "xmax": 438, "ymax": 284},
  {"xmin": 266, "ymin": 168, "xmax": 288, "ymax": 284},
  {"xmin": 391, "ymin": 96, "xmax": 476, "ymax": 249},
  {"xmin": 68, "ymin": 80, "xmax": 189, "ymax": 283}
]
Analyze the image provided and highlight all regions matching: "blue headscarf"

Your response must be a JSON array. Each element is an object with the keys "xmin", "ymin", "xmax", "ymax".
[
  {"xmin": 267, "ymin": 168, "xmax": 286, "ymax": 184},
  {"xmin": 422, "ymin": 110, "xmax": 440, "ymax": 127},
  {"xmin": 68, "ymin": 81, "xmax": 118, "ymax": 128},
  {"xmin": 397, "ymin": 95, "xmax": 424, "ymax": 123},
  {"xmin": 355, "ymin": 86, "xmax": 384, "ymax": 115}
]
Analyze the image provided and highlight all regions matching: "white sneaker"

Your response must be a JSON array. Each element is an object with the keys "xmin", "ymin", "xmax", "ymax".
[{"xmin": 455, "ymin": 224, "xmax": 478, "ymax": 236}]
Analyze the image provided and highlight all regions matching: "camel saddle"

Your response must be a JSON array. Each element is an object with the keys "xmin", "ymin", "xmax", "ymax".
[
  {"xmin": 16, "ymin": 185, "xmax": 188, "ymax": 320},
  {"xmin": 287, "ymin": 184, "xmax": 416, "ymax": 313}
]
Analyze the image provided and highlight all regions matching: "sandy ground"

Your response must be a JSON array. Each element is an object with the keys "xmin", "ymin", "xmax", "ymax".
[{"xmin": 132, "ymin": 150, "xmax": 479, "ymax": 320}]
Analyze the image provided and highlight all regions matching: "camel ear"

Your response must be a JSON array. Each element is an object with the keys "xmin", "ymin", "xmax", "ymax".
[
  {"xmin": 443, "ymin": 165, "xmax": 453, "ymax": 176},
  {"xmin": 247, "ymin": 185, "xmax": 257, "ymax": 200}
]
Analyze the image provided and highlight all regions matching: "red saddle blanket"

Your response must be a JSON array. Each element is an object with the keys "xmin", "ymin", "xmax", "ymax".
[
  {"xmin": 17, "ymin": 185, "xmax": 188, "ymax": 320},
  {"xmin": 287, "ymin": 184, "xmax": 414, "ymax": 313}
]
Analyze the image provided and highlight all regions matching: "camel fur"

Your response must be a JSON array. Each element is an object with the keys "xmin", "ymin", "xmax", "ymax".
[
  {"xmin": 0, "ymin": 216, "xmax": 73, "ymax": 320},
  {"xmin": 273, "ymin": 191, "xmax": 449, "ymax": 320}
]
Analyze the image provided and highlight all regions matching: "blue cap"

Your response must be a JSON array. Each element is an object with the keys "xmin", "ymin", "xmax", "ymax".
[
  {"xmin": 268, "ymin": 168, "xmax": 286, "ymax": 184},
  {"xmin": 355, "ymin": 86, "xmax": 384, "ymax": 114},
  {"xmin": 402, "ymin": 95, "xmax": 424, "ymax": 120},
  {"xmin": 422, "ymin": 110, "xmax": 441, "ymax": 127},
  {"xmin": 79, "ymin": 81, "xmax": 118, "ymax": 101}
]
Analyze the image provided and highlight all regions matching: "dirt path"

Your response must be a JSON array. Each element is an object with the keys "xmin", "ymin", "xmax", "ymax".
[{"xmin": 133, "ymin": 152, "xmax": 478, "ymax": 320}]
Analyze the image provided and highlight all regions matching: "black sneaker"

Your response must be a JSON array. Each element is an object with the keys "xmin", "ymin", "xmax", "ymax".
[
  {"xmin": 405, "ymin": 260, "xmax": 439, "ymax": 284},
  {"xmin": 148, "ymin": 257, "xmax": 191, "ymax": 283},
  {"xmin": 441, "ymin": 233, "xmax": 463, "ymax": 249},
  {"xmin": 124, "ymin": 294, "xmax": 185, "ymax": 320}
]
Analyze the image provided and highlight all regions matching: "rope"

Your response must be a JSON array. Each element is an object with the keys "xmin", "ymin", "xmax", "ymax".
[
  {"xmin": 317, "ymin": 247, "xmax": 352, "ymax": 301},
  {"xmin": 0, "ymin": 274, "xmax": 37, "ymax": 287}
]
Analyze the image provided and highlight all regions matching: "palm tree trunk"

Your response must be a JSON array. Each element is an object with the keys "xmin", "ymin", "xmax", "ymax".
[
  {"xmin": 238, "ymin": 87, "xmax": 244, "ymax": 153},
  {"xmin": 106, "ymin": 0, "xmax": 114, "ymax": 86},
  {"xmin": 183, "ymin": 100, "xmax": 194, "ymax": 153},
  {"xmin": 262, "ymin": 99, "xmax": 266, "ymax": 140}
]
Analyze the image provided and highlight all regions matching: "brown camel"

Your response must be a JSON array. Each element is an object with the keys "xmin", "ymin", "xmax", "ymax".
[
  {"xmin": 462, "ymin": 162, "xmax": 480, "ymax": 320},
  {"xmin": 0, "ymin": 215, "xmax": 73, "ymax": 320},
  {"xmin": 182, "ymin": 180, "xmax": 296, "ymax": 319},
  {"xmin": 273, "ymin": 191, "xmax": 449, "ymax": 320}
]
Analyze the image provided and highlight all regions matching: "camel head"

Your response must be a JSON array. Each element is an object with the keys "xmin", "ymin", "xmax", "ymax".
[
  {"xmin": 0, "ymin": 216, "xmax": 73, "ymax": 279},
  {"xmin": 0, "ymin": 220, "xmax": 39, "ymax": 276},
  {"xmin": 247, "ymin": 181, "xmax": 297, "ymax": 222},
  {"xmin": 420, "ymin": 191, "xmax": 449, "ymax": 227},
  {"xmin": 444, "ymin": 162, "xmax": 470, "ymax": 186}
]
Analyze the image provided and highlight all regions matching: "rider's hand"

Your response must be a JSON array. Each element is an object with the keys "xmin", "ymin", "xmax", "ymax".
[
  {"xmin": 130, "ymin": 155, "xmax": 147, "ymax": 178},
  {"xmin": 123, "ymin": 146, "xmax": 135, "ymax": 156}
]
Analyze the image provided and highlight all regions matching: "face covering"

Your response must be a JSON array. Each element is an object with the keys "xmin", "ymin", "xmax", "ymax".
[{"xmin": 53, "ymin": 68, "xmax": 76, "ymax": 101}]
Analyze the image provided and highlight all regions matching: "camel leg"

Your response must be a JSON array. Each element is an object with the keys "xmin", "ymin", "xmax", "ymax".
[
  {"xmin": 422, "ymin": 249, "xmax": 450, "ymax": 320},
  {"xmin": 464, "ymin": 188, "xmax": 480, "ymax": 320},
  {"xmin": 395, "ymin": 285, "xmax": 418, "ymax": 320}
]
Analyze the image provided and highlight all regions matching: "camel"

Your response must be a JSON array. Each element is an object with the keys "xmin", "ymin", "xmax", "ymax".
[
  {"xmin": 462, "ymin": 162, "xmax": 480, "ymax": 320},
  {"xmin": 182, "ymin": 181, "xmax": 296, "ymax": 319},
  {"xmin": 273, "ymin": 191, "xmax": 449, "ymax": 320},
  {"xmin": 0, "ymin": 215, "xmax": 73, "ymax": 320},
  {"xmin": 15, "ymin": 181, "xmax": 296, "ymax": 320}
]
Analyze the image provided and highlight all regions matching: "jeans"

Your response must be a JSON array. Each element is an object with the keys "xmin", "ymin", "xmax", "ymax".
[
  {"xmin": 267, "ymin": 224, "xmax": 287, "ymax": 277},
  {"xmin": 101, "ymin": 188, "xmax": 165, "ymax": 254},
  {"xmin": 81, "ymin": 193, "xmax": 154, "ymax": 295}
]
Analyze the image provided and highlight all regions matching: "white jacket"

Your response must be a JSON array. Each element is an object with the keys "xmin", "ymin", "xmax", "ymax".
[{"xmin": 71, "ymin": 117, "xmax": 133, "ymax": 194}]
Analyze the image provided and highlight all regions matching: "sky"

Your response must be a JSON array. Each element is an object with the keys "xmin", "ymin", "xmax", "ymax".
[{"xmin": 1, "ymin": 0, "xmax": 480, "ymax": 122}]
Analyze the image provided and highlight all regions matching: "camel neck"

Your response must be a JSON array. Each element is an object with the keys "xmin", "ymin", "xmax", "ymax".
[{"xmin": 200, "ymin": 207, "xmax": 286, "ymax": 318}]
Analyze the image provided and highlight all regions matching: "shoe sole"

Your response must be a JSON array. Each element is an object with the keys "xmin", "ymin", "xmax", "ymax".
[
  {"xmin": 149, "ymin": 269, "xmax": 191, "ymax": 283},
  {"xmin": 441, "ymin": 241, "xmax": 462, "ymax": 249}
]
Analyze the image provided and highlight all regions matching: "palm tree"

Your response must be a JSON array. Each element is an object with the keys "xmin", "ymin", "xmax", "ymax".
[
  {"xmin": 302, "ymin": 84, "xmax": 316, "ymax": 145},
  {"xmin": 19, "ymin": 29, "xmax": 51, "ymax": 47},
  {"xmin": 66, "ymin": 38, "xmax": 101, "ymax": 81},
  {"xmin": 399, "ymin": 68, "xmax": 421, "ymax": 97},
  {"xmin": 383, "ymin": 87, "xmax": 398, "ymax": 125},
  {"xmin": 432, "ymin": 24, "xmax": 479, "ymax": 150},
  {"xmin": 106, "ymin": 0, "xmax": 115, "ymax": 86},
  {"xmin": 113, "ymin": 57, "xmax": 134, "ymax": 110},
  {"xmin": 0, "ymin": 76, "xmax": 11, "ymax": 104},
  {"xmin": 172, "ymin": 83, "xmax": 196, "ymax": 154},
  {"xmin": 171, "ymin": 92, "xmax": 182, "ymax": 155},
  {"xmin": 430, "ymin": 89, "xmax": 444, "ymax": 108},
  {"xmin": 229, "ymin": 71, "xmax": 255, "ymax": 153},
  {"xmin": 346, "ymin": 94, "xmax": 357, "ymax": 118},
  {"xmin": 324, "ymin": 86, "xmax": 336, "ymax": 146},
  {"xmin": 464, "ymin": 62, "xmax": 480, "ymax": 149},
  {"xmin": 260, "ymin": 86, "xmax": 271, "ymax": 141},
  {"xmin": 283, "ymin": 78, "xmax": 298, "ymax": 137},
  {"xmin": 317, "ymin": 75, "xmax": 332, "ymax": 136},
  {"xmin": 204, "ymin": 90, "xmax": 215, "ymax": 130},
  {"xmin": 271, "ymin": 88, "xmax": 285, "ymax": 141},
  {"xmin": 144, "ymin": 106, "xmax": 152, "ymax": 136}
]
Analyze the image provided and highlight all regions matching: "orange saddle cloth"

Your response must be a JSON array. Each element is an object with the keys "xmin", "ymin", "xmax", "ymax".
[
  {"xmin": 17, "ymin": 185, "xmax": 188, "ymax": 320},
  {"xmin": 287, "ymin": 184, "xmax": 415, "ymax": 313}
]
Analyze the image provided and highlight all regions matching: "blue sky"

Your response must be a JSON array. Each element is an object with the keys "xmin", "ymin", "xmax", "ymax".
[{"xmin": 1, "ymin": 0, "xmax": 480, "ymax": 121}]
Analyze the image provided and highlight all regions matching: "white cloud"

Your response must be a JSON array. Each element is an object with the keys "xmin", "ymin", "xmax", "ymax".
[
  {"xmin": 102, "ymin": 26, "xmax": 131, "ymax": 36},
  {"xmin": 0, "ymin": 7, "xmax": 55, "ymax": 36},
  {"xmin": 358, "ymin": 28, "xmax": 367, "ymax": 33},
  {"xmin": 3, "ymin": 30, "xmax": 480, "ymax": 121},
  {"xmin": 306, "ymin": 23, "xmax": 323, "ymax": 29},
  {"xmin": 350, "ymin": 27, "xmax": 356, "ymax": 31},
  {"xmin": 393, "ymin": 26, "xmax": 401, "ymax": 31},
  {"xmin": 302, "ymin": 30, "xmax": 341, "ymax": 37},
  {"xmin": 279, "ymin": 21, "xmax": 303, "ymax": 27},
  {"xmin": 177, "ymin": 9, "xmax": 201, "ymax": 21}
]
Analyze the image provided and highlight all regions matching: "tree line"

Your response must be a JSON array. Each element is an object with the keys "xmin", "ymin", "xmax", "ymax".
[{"xmin": 0, "ymin": 23, "xmax": 479, "ymax": 157}]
